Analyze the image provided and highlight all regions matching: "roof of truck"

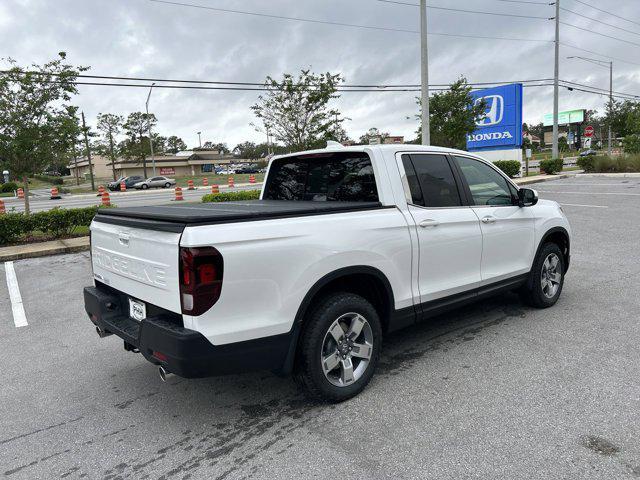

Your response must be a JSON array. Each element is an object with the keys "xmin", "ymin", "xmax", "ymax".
[{"xmin": 272, "ymin": 143, "xmax": 475, "ymax": 160}]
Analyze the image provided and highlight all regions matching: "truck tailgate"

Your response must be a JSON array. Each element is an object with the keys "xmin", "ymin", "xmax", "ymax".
[{"xmin": 90, "ymin": 220, "xmax": 182, "ymax": 313}]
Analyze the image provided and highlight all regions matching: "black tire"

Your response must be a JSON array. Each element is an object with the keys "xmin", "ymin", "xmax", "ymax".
[
  {"xmin": 293, "ymin": 292, "xmax": 382, "ymax": 402},
  {"xmin": 520, "ymin": 242, "xmax": 565, "ymax": 308},
  {"xmin": 141, "ymin": 184, "xmax": 148, "ymax": 189},
  {"xmin": 165, "ymin": 183, "xmax": 171, "ymax": 188}
]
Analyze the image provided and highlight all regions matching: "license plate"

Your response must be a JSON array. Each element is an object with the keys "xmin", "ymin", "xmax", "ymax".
[{"xmin": 129, "ymin": 298, "xmax": 146, "ymax": 322}]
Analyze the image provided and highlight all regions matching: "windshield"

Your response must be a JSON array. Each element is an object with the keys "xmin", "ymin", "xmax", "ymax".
[{"xmin": 263, "ymin": 152, "xmax": 378, "ymax": 202}]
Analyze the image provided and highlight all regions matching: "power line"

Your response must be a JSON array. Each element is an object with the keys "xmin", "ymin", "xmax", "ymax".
[
  {"xmin": 560, "ymin": 42, "xmax": 640, "ymax": 67},
  {"xmin": 487, "ymin": 0, "xmax": 551, "ymax": 4},
  {"xmin": 560, "ymin": 20, "xmax": 640, "ymax": 48},
  {"xmin": 376, "ymin": 0, "xmax": 552, "ymax": 20},
  {"xmin": 559, "ymin": 6, "xmax": 640, "ymax": 38},
  {"xmin": 146, "ymin": 0, "xmax": 552, "ymax": 42},
  {"xmin": 569, "ymin": 0, "xmax": 640, "ymax": 28},
  {"xmin": 1, "ymin": 70, "xmax": 555, "ymax": 89}
]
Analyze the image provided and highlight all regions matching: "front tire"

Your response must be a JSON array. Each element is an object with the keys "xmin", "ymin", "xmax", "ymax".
[
  {"xmin": 520, "ymin": 243, "xmax": 565, "ymax": 308},
  {"xmin": 141, "ymin": 184, "xmax": 148, "ymax": 189},
  {"xmin": 165, "ymin": 182, "xmax": 171, "ymax": 188},
  {"xmin": 294, "ymin": 293, "xmax": 382, "ymax": 402}
]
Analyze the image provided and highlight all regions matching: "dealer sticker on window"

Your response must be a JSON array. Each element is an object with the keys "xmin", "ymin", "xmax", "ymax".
[{"xmin": 129, "ymin": 298, "xmax": 146, "ymax": 322}]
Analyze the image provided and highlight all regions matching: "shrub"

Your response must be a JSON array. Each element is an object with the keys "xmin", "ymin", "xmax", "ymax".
[
  {"xmin": 623, "ymin": 134, "xmax": 640, "ymax": 154},
  {"xmin": 540, "ymin": 158, "xmax": 563, "ymax": 175},
  {"xmin": 34, "ymin": 174, "xmax": 64, "ymax": 185},
  {"xmin": 0, "ymin": 205, "xmax": 100, "ymax": 245},
  {"xmin": 577, "ymin": 155, "xmax": 596, "ymax": 173},
  {"xmin": 0, "ymin": 182, "xmax": 18, "ymax": 193},
  {"xmin": 493, "ymin": 160, "xmax": 521, "ymax": 178},
  {"xmin": 202, "ymin": 190, "xmax": 261, "ymax": 203}
]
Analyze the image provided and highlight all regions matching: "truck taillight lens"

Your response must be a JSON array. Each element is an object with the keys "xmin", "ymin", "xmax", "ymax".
[{"xmin": 179, "ymin": 246, "xmax": 224, "ymax": 316}]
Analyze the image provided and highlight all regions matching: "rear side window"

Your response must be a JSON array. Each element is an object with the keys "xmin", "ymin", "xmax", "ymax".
[
  {"xmin": 263, "ymin": 152, "xmax": 378, "ymax": 202},
  {"xmin": 401, "ymin": 154, "xmax": 461, "ymax": 207}
]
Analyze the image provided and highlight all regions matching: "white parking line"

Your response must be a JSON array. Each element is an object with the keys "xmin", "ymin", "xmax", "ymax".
[
  {"xmin": 560, "ymin": 203, "xmax": 608, "ymax": 208},
  {"xmin": 537, "ymin": 191, "xmax": 640, "ymax": 196},
  {"xmin": 4, "ymin": 261, "xmax": 28, "ymax": 327}
]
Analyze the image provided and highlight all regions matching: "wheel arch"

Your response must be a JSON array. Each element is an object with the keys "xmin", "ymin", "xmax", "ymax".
[
  {"xmin": 536, "ymin": 226, "xmax": 570, "ymax": 273},
  {"xmin": 279, "ymin": 266, "xmax": 395, "ymax": 375}
]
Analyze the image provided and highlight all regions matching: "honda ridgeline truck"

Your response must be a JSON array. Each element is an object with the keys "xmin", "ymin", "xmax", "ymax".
[{"xmin": 84, "ymin": 144, "xmax": 571, "ymax": 402}]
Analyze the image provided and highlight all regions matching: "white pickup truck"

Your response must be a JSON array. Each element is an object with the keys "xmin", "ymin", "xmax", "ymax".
[{"xmin": 84, "ymin": 144, "xmax": 571, "ymax": 402}]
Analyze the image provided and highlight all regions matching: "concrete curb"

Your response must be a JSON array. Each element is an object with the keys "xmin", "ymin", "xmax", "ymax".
[
  {"xmin": 514, "ymin": 171, "xmax": 582, "ymax": 186},
  {"xmin": 0, "ymin": 237, "xmax": 90, "ymax": 262}
]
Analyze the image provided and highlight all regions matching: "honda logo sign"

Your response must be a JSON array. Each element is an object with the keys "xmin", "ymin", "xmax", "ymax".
[{"xmin": 476, "ymin": 95, "xmax": 504, "ymax": 127}]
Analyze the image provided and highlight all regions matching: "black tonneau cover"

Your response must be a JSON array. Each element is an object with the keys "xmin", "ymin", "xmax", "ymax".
[{"xmin": 93, "ymin": 200, "xmax": 384, "ymax": 232}]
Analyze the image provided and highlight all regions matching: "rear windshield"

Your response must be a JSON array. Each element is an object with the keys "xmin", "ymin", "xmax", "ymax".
[{"xmin": 263, "ymin": 152, "xmax": 378, "ymax": 202}]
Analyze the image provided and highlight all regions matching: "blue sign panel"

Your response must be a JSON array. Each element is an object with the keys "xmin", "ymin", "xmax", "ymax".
[{"xmin": 467, "ymin": 83, "xmax": 523, "ymax": 151}]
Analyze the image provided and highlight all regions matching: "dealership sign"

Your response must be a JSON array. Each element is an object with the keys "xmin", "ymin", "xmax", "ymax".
[
  {"xmin": 160, "ymin": 167, "xmax": 175, "ymax": 175},
  {"xmin": 543, "ymin": 109, "xmax": 585, "ymax": 126},
  {"xmin": 467, "ymin": 83, "xmax": 523, "ymax": 151}
]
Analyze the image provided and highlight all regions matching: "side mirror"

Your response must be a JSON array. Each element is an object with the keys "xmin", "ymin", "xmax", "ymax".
[{"xmin": 518, "ymin": 188, "xmax": 538, "ymax": 207}]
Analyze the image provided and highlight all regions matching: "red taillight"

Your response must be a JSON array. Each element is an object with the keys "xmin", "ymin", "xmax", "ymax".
[
  {"xmin": 153, "ymin": 351, "xmax": 168, "ymax": 362},
  {"xmin": 179, "ymin": 246, "xmax": 223, "ymax": 316}
]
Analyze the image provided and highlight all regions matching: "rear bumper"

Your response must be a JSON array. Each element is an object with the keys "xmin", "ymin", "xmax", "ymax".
[{"xmin": 83, "ymin": 285, "xmax": 292, "ymax": 378}]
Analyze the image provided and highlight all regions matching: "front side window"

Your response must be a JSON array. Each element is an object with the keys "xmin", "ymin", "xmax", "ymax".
[
  {"xmin": 401, "ymin": 154, "xmax": 461, "ymax": 207},
  {"xmin": 263, "ymin": 152, "xmax": 378, "ymax": 202},
  {"xmin": 454, "ymin": 156, "xmax": 514, "ymax": 206}
]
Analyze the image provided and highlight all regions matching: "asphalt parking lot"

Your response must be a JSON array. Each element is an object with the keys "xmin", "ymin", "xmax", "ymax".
[{"xmin": 1, "ymin": 175, "xmax": 639, "ymax": 479}]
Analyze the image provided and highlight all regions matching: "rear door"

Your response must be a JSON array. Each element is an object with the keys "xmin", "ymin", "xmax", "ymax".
[
  {"xmin": 397, "ymin": 153, "xmax": 483, "ymax": 304},
  {"xmin": 452, "ymin": 155, "xmax": 535, "ymax": 284},
  {"xmin": 90, "ymin": 220, "xmax": 183, "ymax": 313}
]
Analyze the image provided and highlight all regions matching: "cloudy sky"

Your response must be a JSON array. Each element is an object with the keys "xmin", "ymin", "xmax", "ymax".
[{"xmin": 2, "ymin": 0, "xmax": 639, "ymax": 148}]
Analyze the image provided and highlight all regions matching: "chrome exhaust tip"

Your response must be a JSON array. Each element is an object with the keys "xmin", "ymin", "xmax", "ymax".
[
  {"xmin": 158, "ymin": 366, "xmax": 173, "ymax": 382},
  {"xmin": 96, "ymin": 326, "xmax": 112, "ymax": 338}
]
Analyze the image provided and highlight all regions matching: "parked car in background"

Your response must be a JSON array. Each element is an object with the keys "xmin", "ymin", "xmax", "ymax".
[
  {"xmin": 107, "ymin": 176, "xmax": 144, "ymax": 191},
  {"xmin": 236, "ymin": 165, "xmax": 259, "ymax": 174},
  {"xmin": 133, "ymin": 176, "xmax": 176, "ymax": 189},
  {"xmin": 579, "ymin": 149, "xmax": 597, "ymax": 157},
  {"xmin": 85, "ymin": 144, "xmax": 571, "ymax": 402}
]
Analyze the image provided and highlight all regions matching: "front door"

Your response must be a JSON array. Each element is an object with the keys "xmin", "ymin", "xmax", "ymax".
[
  {"xmin": 452, "ymin": 155, "xmax": 535, "ymax": 284},
  {"xmin": 398, "ymin": 153, "xmax": 483, "ymax": 304}
]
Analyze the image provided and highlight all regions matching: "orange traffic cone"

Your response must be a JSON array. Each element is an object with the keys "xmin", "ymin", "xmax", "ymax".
[
  {"xmin": 202, "ymin": 178, "xmax": 208, "ymax": 187},
  {"xmin": 0, "ymin": 199, "xmax": 5, "ymax": 215},
  {"xmin": 120, "ymin": 181, "xmax": 126, "ymax": 192},
  {"xmin": 228, "ymin": 176, "xmax": 235, "ymax": 188},
  {"xmin": 249, "ymin": 174, "xmax": 256, "ymax": 184},
  {"xmin": 50, "ymin": 186, "xmax": 61, "ymax": 200},
  {"xmin": 17, "ymin": 188, "xmax": 24, "ymax": 199},
  {"xmin": 211, "ymin": 184, "xmax": 219, "ymax": 194},
  {"xmin": 187, "ymin": 179, "xmax": 195, "ymax": 190},
  {"xmin": 97, "ymin": 185, "xmax": 105, "ymax": 197},
  {"xmin": 101, "ymin": 191, "xmax": 111, "ymax": 207},
  {"xmin": 174, "ymin": 186, "xmax": 184, "ymax": 201}
]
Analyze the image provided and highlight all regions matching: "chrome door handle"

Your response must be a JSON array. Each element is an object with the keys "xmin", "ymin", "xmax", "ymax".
[
  {"xmin": 419, "ymin": 219, "xmax": 439, "ymax": 228},
  {"xmin": 481, "ymin": 216, "xmax": 496, "ymax": 224}
]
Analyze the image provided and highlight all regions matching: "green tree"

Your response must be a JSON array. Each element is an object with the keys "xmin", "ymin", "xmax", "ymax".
[
  {"xmin": 0, "ymin": 52, "xmax": 87, "ymax": 212},
  {"xmin": 251, "ymin": 70, "xmax": 345, "ymax": 151},
  {"xmin": 96, "ymin": 113, "xmax": 123, "ymax": 181},
  {"xmin": 166, "ymin": 135, "xmax": 187, "ymax": 154},
  {"xmin": 122, "ymin": 112, "xmax": 157, "ymax": 178},
  {"xmin": 415, "ymin": 77, "xmax": 486, "ymax": 149}
]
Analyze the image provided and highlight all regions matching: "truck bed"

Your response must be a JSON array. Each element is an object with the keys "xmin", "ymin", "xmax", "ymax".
[{"xmin": 93, "ymin": 200, "xmax": 385, "ymax": 231}]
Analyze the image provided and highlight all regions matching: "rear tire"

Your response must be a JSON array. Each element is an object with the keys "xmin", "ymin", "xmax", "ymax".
[
  {"xmin": 294, "ymin": 293, "xmax": 382, "ymax": 402},
  {"xmin": 141, "ymin": 184, "xmax": 148, "ymax": 189},
  {"xmin": 520, "ymin": 243, "xmax": 565, "ymax": 308}
]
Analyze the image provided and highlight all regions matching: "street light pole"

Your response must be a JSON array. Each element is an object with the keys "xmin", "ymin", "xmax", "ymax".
[
  {"xmin": 145, "ymin": 82, "xmax": 156, "ymax": 176},
  {"xmin": 552, "ymin": 0, "xmax": 560, "ymax": 159},
  {"xmin": 608, "ymin": 60, "xmax": 613, "ymax": 156},
  {"xmin": 420, "ymin": 0, "xmax": 430, "ymax": 146},
  {"xmin": 567, "ymin": 56, "xmax": 613, "ymax": 155},
  {"xmin": 197, "ymin": 131, "xmax": 202, "ymax": 148}
]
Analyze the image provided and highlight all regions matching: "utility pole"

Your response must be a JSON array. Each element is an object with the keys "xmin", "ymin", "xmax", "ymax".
[
  {"xmin": 81, "ymin": 111, "xmax": 95, "ymax": 191},
  {"xmin": 72, "ymin": 141, "xmax": 80, "ymax": 186},
  {"xmin": 197, "ymin": 131, "xmax": 202, "ymax": 148},
  {"xmin": 552, "ymin": 0, "xmax": 560, "ymax": 159},
  {"xmin": 146, "ymin": 82, "xmax": 156, "ymax": 176},
  {"xmin": 420, "ymin": 0, "xmax": 430, "ymax": 145},
  {"xmin": 608, "ymin": 60, "xmax": 613, "ymax": 156}
]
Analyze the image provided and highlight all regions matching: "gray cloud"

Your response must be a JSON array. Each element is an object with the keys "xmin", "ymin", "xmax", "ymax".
[{"xmin": 4, "ymin": 0, "xmax": 639, "ymax": 147}]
